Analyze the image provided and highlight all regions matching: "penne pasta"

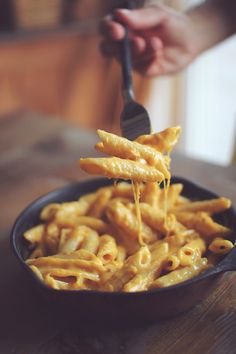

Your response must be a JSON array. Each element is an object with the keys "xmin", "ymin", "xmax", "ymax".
[
  {"xmin": 106, "ymin": 200, "xmax": 157, "ymax": 244},
  {"xmin": 58, "ymin": 226, "xmax": 100, "ymax": 254},
  {"xmin": 123, "ymin": 242, "xmax": 169, "ymax": 292},
  {"xmin": 95, "ymin": 130, "xmax": 170, "ymax": 179},
  {"xmin": 97, "ymin": 234, "xmax": 118, "ymax": 263},
  {"xmin": 113, "ymin": 182, "xmax": 145, "ymax": 199},
  {"xmin": 23, "ymin": 127, "xmax": 234, "ymax": 292},
  {"xmin": 46, "ymin": 222, "xmax": 60, "ymax": 238},
  {"xmin": 30, "ymin": 265, "xmax": 44, "ymax": 281},
  {"xmin": 175, "ymin": 195, "xmax": 190, "ymax": 206},
  {"xmin": 59, "ymin": 227, "xmax": 83, "ymax": 254},
  {"xmin": 27, "ymin": 250, "xmax": 105, "ymax": 274},
  {"xmin": 151, "ymin": 258, "xmax": 209, "ymax": 288},
  {"xmin": 102, "ymin": 246, "xmax": 151, "ymax": 291},
  {"xmin": 135, "ymin": 126, "xmax": 181, "ymax": 153},
  {"xmin": 88, "ymin": 187, "xmax": 113, "ymax": 218},
  {"xmin": 209, "ymin": 237, "xmax": 234, "ymax": 254},
  {"xmin": 141, "ymin": 182, "xmax": 160, "ymax": 207},
  {"xmin": 158, "ymin": 183, "xmax": 183, "ymax": 210},
  {"xmin": 172, "ymin": 197, "xmax": 231, "ymax": 214},
  {"xmin": 177, "ymin": 238, "xmax": 206, "ymax": 266},
  {"xmin": 55, "ymin": 215, "xmax": 108, "ymax": 234},
  {"xmin": 175, "ymin": 212, "xmax": 231, "ymax": 238},
  {"xmin": 116, "ymin": 245, "xmax": 127, "ymax": 263},
  {"xmin": 138, "ymin": 203, "xmax": 170, "ymax": 234},
  {"xmin": 110, "ymin": 223, "xmax": 140, "ymax": 255},
  {"xmin": 24, "ymin": 224, "xmax": 45, "ymax": 245},
  {"xmin": 79, "ymin": 157, "xmax": 165, "ymax": 183},
  {"xmin": 164, "ymin": 229, "xmax": 198, "ymax": 249},
  {"xmin": 52, "ymin": 201, "xmax": 93, "ymax": 226},
  {"xmin": 40, "ymin": 204, "xmax": 60, "ymax": 222},
  {"xmin": 79, "ymin": 227, "xmax": 100, "ymax": 254},
  {"xmin": 45, "ymin": 223, "xmax": 61, "ymax": 254},
  {"xmin": 164, "ymin": 254, "xmax": 180, "ymax": 271},
  {"xmin": 95, "ymin": 130, "xmax": 140, "ymax": 160}
]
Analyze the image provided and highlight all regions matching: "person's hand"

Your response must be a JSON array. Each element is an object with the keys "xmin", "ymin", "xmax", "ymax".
[{"xmin": 100, "ymin": 4, "xmax": 199, "ymax": 77}]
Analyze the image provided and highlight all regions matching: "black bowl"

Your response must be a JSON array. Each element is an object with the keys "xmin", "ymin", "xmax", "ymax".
[{"xmin": 11, "ymin": 177, "xmax": 236, "ymax": 323}]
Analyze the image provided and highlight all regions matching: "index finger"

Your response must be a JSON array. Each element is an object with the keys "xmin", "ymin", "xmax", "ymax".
[
  {"xmin": 114, "ymin": 6, "xmax": 167, "ymax": 30},
  {"xmin": 99, "ymin": 16, "xmax": 126, "ymax": 40}
]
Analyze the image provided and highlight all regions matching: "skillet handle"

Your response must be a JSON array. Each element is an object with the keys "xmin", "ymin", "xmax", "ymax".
[{"xmin": 214, "ymin": 247, "xmax": 236, "ymax": 272}]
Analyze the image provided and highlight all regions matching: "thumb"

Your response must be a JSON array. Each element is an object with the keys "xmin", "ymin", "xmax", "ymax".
[{"xmin": 114, "ymin": 7, "xmax": 167, "ymax": 30}]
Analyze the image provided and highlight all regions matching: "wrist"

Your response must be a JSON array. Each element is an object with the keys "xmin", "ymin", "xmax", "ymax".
[{"xmin": 186, "ymin": 0, "xmax": 235, "ymax": 55}]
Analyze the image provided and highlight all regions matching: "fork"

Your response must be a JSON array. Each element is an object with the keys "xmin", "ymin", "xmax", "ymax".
[{"xmin": 119, "ymin": 0, "xmax": 151, "ymax": 141}]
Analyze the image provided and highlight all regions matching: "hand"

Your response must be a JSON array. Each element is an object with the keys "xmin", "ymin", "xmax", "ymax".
[{"xmin": 100, "ymin": 4, "xmax": 199, "ymax": 77}]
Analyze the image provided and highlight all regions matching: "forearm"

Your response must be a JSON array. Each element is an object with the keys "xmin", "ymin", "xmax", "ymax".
[{"xmin": 187, "ymin": 0, "xmax": 236, "ymax": 55}]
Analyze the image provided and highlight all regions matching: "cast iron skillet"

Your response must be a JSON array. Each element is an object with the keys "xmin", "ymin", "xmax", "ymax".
[{"xmin": 11, "ymin": 177, "xmax": 236, "ymax": 323}]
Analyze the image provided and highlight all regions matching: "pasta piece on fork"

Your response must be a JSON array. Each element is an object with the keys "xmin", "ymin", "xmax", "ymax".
[{"xmin": 79, "ymin": 157, "xmax": 165, "ymax": 183}]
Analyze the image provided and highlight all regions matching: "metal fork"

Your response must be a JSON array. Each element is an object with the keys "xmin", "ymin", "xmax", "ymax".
[{"xmin": 119, "ymin": 0, "xmax": 151, "ymax": 141}]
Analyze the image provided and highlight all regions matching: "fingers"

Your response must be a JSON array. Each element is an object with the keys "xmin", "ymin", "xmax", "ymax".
[
  {"xmin": 132, "ymin": 41, "xmax": 165, "ymax": 77},
  {"xmin": 130, "ymin": 36, "xmax": 148, "ymax": 56},
  {"xmin": 99, "ymin": 6, "xmax": 170, "ymax": 76},
  {"xmin": 101, "ymin": 35, "xmax": 162, "ymax": 60},
  {"xmin": 114, "ymin": 7, "xmax": 167, "ymax": 30},
  {"xmin": 132, "ymin": 36, "xmax": 163, "ymax": 69},
  {"xmin": 100, "ymin": 34, "xmax": 166, "ymax": 77},
  {"xmin": 134, "ymin": 57, "xmax": 167, "ymax": 77},
  {"xmin": 100, "ymin": 6, "xmax": 167, "ymax": 41},
  {"xmin": 99, "ymin": 16, "xmax": 125, "ymax": 41},
  {"xmin": 100, "ymin": 40, "xmax": 120, "ymax": 58},
  {"xmin": 100, "ymin": 36, "xmax": 146, "ymax": 61}
]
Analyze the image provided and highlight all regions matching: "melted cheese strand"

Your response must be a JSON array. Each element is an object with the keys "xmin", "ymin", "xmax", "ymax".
[
  {"xmin": 163, "ymin": 177, "xmax": 171, "ymax": 235},
  {"xmin": 132, "ymin": 181, "xmax": 145, "ymax": 246}
]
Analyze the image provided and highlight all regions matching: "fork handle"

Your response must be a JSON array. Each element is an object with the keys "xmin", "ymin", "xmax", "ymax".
[{"xmin": 120, "ymin": 0, "xmax": 135, "ymax": 102}]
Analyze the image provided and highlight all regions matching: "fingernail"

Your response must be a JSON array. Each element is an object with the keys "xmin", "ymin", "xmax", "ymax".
[
  {"xmin": 116, "ymin": 9, "xmax": 130, "ymax": 15},
  {"xmin": 150, "ymin": 37, "xmax": 162, "ymax": 51},
  {"xmin": 104, "ymin": 14, "xmax": 112, "ymax": 21}
]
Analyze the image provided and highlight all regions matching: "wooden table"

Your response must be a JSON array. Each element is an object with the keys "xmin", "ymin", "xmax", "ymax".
[{"xmin": 1, "ymin": 112, "xmax": 236, "ymax": 354}]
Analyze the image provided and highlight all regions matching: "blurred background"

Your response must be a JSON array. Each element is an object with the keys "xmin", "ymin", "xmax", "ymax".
[{"xmin": 0, "ymin": 0, "xmax": 235, "ymax": 165}]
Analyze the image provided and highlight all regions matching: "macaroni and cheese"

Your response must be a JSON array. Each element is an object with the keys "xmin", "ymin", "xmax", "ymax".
[{"xmin": 23, "ymin": 127, "xmax": 234, "ymax": 291}]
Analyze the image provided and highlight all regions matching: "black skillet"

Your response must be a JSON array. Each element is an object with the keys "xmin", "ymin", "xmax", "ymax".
[{"xmin": 11, "ymin": 177, "xmax": 236, "ymax": 323}]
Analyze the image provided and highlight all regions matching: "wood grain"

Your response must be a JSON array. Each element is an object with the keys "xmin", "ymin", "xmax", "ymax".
[{"xmin": 1, "ymin": 112, "xmax": 236, "ymax": 354}]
